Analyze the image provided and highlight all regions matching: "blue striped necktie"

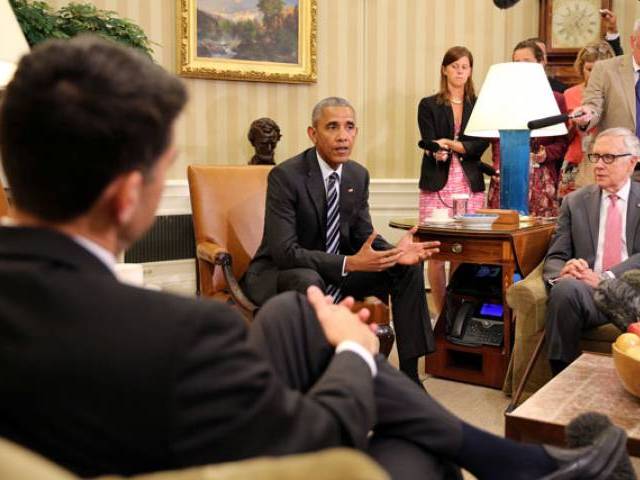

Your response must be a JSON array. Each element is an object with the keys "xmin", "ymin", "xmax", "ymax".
[{"xmin": 325, "ymin": 172, "xmax": 341, "ymax": 302}]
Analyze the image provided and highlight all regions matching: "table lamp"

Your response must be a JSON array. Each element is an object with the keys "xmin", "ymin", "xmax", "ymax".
[
  {"xmin": 0, "ymin": 0, "xmax": 29, "ymax": 89},
  {"xmin": 465, "ymin": 62, "xmax": 567, "ymax": 214}
]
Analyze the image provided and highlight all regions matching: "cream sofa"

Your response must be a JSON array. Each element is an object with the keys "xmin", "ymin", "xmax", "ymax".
[{"xmin": 0, "ymin": 437, "xmax": 389, "ymax": 480}]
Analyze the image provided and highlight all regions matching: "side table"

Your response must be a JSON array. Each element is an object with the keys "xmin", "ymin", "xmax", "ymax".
[{"xmin": 390, "ymin": 218, "xmax": 555, "ymax": 388}]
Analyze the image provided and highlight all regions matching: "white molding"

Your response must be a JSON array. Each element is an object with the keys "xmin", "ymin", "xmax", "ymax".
[
  {"xmin": 369, "ymin": 179, "xmax": 419, "ymax": 243},
  {"xmin": 157, "ymin": 180, "xmax": 191, "ymax": 216}
]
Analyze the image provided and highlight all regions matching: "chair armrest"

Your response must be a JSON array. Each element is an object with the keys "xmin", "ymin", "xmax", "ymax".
[
  {"xmin": 196, "ymin": 241, "xmax": 228, "ymax": 264},
  {"xmin": 196, "ymin": 242, "xmax": 257, "ymax": 314},
  {"xmin": 506, "ymin": 262, "xmax": 548, "ymax": 336}
]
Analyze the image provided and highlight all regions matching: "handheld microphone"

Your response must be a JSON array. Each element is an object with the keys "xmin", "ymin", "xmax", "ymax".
[
  {"xmin": 418, "ymin": 140, "xmax": 444, "ymax": 152},
  {"xmin": 526, "ymin": 111, "xmax": 585, "ymax": 130}
]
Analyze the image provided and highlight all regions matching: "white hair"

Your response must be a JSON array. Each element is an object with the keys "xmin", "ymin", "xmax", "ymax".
[{"xmin": 596, "ymin": 127, "xmax": 640, "ymax": 157}]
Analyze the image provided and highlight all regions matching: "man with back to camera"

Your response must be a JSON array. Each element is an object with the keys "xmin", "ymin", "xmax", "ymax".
[
  {"xmin": 242, "ymin": 96, "xmax": 435, "ymax": 384},
  {"xmin": 0, "ymin": 35, "xmax": 630, "ymax": 480},
  {"xmin": 544, "ymin": 127, "xmax": 640, "ymax": 374}
]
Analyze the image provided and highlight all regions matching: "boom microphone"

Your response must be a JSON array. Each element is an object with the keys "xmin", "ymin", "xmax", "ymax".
[
  {"xmin": 418, "ymin": 140, "xmax": 444, "ymax": 152},
  {"xmin": 527, "ymin": 111, "xmax": 584, "ymax": 130},
  {"xmin": 493, "ymin": 0, "xmax": 521, "ymax": 8}
]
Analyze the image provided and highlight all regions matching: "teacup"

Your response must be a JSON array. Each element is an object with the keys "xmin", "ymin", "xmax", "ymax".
[{"xmin": 431, "ymin": 208, "xmax": 450, "ymax": 220}]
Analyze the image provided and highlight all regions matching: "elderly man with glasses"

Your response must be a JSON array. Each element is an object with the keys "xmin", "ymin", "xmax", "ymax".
[{"xmin": 543, "ymin": 127, "xmax": 640, "ymax": 374}]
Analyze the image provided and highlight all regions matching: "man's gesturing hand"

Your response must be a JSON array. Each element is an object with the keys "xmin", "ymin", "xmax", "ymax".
[
  {"xmin": 396, "ymin": 226, "xmax": 440, "ymax": 265},
  {"xmin": 307, "ymin": 286, "xmax": 379, "ymax": 354},
  {"xmin": 345, "ymin": 231, "xmax": 403, "ymax": 272}
]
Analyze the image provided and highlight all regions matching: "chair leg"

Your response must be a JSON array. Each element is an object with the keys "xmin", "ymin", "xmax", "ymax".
[
  {"xmin": 376, "ymin": 323, "xmax": 395, "ymax": 358},
  {"xmin": 506, "ymin": 329, "xmax": 546, "ymax": 412}
]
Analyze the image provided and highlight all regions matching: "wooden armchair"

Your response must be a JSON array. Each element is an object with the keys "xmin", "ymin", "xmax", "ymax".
[
  {"xmin": 0, "ymin": 179, "xmax": 10, "ymax": 217},
  {"xmin": 187, "ymin": 165, "xmax": 394, "ymax": 356}
]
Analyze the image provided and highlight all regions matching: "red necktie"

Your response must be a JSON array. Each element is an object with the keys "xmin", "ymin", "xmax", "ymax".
[{"xmin": 602, "ymin": 194, "xmax": 622, "ymax": 271}]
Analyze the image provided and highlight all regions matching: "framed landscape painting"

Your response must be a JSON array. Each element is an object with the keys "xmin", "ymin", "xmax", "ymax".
[{"xmin": 177, "ymin": 0, "xmax": 317, "ymax": 83}]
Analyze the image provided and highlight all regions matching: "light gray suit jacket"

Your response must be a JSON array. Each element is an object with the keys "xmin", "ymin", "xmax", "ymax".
[
  {"xmin": 543, "ymin": 182, "xmax": 640, "ymax": 284},
  {"xmin": 582, "ymin": 54, "xmax": 636, "ymax": 133}
]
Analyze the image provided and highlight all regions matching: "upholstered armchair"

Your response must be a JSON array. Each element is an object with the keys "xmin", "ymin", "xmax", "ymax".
[{"xmin": 503, "ymin": 262, "xmax": 619, "ymax": 404}]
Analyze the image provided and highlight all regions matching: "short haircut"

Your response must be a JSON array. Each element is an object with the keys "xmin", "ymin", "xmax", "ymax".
[
  {"xmin": 0, "ymin": 35, "xmax": 187, "ymax": 222},
  {"xmin": 574, "ymin": 40, "xmax": 615, "ymax": 82},
  {"xmin": 311, "ymin": 97, "xmax": 354, "ymax": 127},
  {"xmin": 596, "ymin": 127, "xmax": 640, "ymax": 157},
  {"xmin": 513, "ymin": 39, "xmax": 544, "ymax": 63}
]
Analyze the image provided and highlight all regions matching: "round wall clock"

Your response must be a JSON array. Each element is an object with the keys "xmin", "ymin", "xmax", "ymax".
[
  {"xmin": 539, "ymin": 0, "xmax": 611, "ymax": 85},
  {"xmin": 551, "ymin": 0, "xmax": 601, "ymax": 48}
]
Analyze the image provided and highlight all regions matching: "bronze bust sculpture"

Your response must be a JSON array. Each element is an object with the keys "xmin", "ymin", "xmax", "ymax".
[{"xmin": 248, "ymin": 118, "xmax": 281, "ymax": 165}]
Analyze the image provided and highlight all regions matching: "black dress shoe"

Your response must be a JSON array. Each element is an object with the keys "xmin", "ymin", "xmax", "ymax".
[{"xmin": 540, "ymin": 425, "xmax": 628, "ymax": 480}]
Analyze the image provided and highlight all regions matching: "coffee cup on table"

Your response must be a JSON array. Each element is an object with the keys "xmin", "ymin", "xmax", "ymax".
[{"xmin": 431, "ymin": 208, "xmax": 450, "ymax": 220}]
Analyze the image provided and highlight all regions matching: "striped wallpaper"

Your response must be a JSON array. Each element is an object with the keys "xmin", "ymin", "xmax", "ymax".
[{"xmin": 45, "ymin": 0, "xmax": 640, "ymax": 179}]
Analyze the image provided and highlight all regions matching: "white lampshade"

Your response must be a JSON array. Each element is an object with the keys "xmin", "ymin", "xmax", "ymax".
[
  {"xmin": 0, "ymin": 0, "xmax": 29, "ymax": 88},
  {"xmin": 465, "ymin": 62, "xmax": 567, "ymax": 138}
]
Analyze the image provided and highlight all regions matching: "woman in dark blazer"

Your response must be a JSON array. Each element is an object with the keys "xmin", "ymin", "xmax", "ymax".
[{"xmin": 417, "ymin": 45, "xmax": 490, "ymax": 316}]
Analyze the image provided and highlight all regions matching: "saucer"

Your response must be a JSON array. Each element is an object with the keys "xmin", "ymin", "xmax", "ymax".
[
  {"xmin": 459, "ymin": 214, "xmax": 498, "ymax": 227},
  {"xmin": 423, "ymin": 217, "xmax": 455, "ymax": 225}
]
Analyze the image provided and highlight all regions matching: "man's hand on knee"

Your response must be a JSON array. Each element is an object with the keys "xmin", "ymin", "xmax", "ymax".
[{"xmin": 307, "ymin": 286, "xmax": 379, "ymax": 354}]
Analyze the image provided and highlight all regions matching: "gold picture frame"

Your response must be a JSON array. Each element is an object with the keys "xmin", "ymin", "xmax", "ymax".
[{"xmin": 177, "ymin": 0, "xmax": 317, "ymax": 83}]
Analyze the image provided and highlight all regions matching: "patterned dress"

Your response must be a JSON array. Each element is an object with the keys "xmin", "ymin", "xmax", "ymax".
[
  {"xmin": 419, "ymin": 122, "xmax": 484, "ymax": 220},
  {"xmin": 487, "ymin": 91, "xmax": 568, "ymax": 217}
]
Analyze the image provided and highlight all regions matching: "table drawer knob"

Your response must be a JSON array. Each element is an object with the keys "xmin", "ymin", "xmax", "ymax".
[{"xmin": 451, "ymin": 243, "xmax": 463, "ymax": 254}]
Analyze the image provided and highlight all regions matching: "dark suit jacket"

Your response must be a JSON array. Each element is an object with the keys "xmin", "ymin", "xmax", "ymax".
[
  {"xmin": 548, "ymin": 76, "xmax": 567, "ymax": 93},
  {"xmin": 244, "ymin": 148, "xmax": 392, "ymax": 305},
  {"xmin": 417, "ymin": 95, "xmax": 490, "ymax": 192},
  {"xmin": 607, "ymin": 35, "xmax": 623, "ymax": 56},
  {"xmin": 543, "ymin": 182, "xmax": 640, "ymax": 284},
  {"xmin": 0, "ymin": 227, "xmax": 374, "ymax": 477}
]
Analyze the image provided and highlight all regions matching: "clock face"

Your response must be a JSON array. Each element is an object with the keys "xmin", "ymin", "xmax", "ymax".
[{"xmin": 551, "ymin": 0, "xmax": 601, "ymax": 49}]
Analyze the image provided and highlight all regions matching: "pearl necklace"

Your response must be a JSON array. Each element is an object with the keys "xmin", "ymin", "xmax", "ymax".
[{"xmin": 450, "ymin": 97, "xmax": 463, "ymax": 105}]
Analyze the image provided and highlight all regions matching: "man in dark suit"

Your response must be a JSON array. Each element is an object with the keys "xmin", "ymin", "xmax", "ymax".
[
  {"xmin": 544, "ymin": 127, "xmax": 640, "ymax": 374},
  {"xmin": 243, "ymin": 97, "xmax": 436, "ymax": 384},
  {"xmin": 0, "ymin": 36, "xmax": 627, "ymax": 480}
]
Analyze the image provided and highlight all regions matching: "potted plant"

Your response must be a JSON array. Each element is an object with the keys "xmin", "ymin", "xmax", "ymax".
[{"xmin": 10, "ymin": 0, "xmax": 153, "ymax": 56}]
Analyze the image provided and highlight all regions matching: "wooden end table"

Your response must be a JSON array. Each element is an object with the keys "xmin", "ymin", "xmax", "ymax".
[
  {"xmin": 505, "ymin": 352, "xmax": 640, "ymax": 455},
  {"xmin": 389, "ymin": 218, "xmax": 555, "ymax": 388}
]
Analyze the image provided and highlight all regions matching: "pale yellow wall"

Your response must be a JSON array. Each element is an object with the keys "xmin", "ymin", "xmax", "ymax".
[{"xmin": 44, "ymin": 0, "xmax": 639, "ymax": 180}]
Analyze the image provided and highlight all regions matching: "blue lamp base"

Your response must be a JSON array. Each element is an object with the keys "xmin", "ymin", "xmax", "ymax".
[{"xmin": 499, "ymin": 130, "xmax": 530, "ymax": 215}]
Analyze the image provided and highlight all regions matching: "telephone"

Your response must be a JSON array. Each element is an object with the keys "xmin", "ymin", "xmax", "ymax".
[
  {"xmin": 446, "ymin": 300, "xmax": 504, "ymax": 347},
  {"xmin": 448, "ymin": 301, "xmax": 476, "ymax": 339}
]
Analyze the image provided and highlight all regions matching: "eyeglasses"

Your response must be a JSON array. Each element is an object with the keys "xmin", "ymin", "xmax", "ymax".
[{"xmin": 587, "ymin": 153, "xmax": 633, "ymax": 164}]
